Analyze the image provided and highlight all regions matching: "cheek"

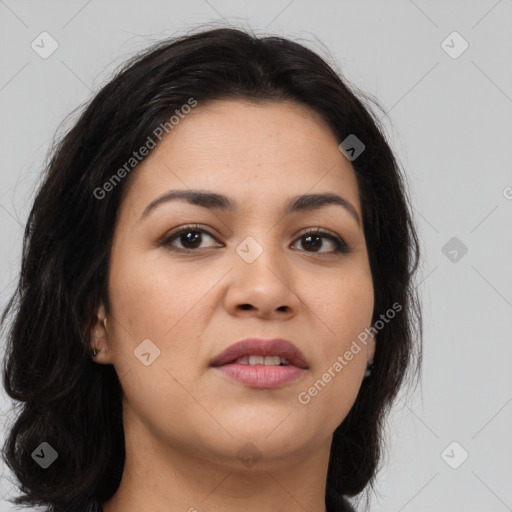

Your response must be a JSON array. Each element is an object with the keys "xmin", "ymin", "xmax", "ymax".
[
  {"xmin": 107, "ymin": 246, "xmax": 207, "ymax": 334},
  {"xmin": 296, "ymin": 267, "xmax": 373, "ymax": 425},
  {"xmin": 306, "ymin": 264, "xmax": 374, "ymax": 344},
  {"xmin": 106, "ymin": 245, "xmax": 230, "ymax": 375}
]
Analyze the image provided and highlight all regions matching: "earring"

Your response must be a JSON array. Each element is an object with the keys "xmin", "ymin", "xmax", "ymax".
[
  {"xmin": 93, "ymin": 349, "xmax": 99, "ymax": 357},
  {"xmin": 364, "ymin": 362, "xmax": 374, "ymax": 378}
]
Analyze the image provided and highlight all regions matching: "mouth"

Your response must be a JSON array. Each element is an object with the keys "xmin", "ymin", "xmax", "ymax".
[
  {"xmin": 210, "ymin": 338, "xmax": 308, "ymax": 389},
  {"xmin": 210, "ymin": 338, "xmax": 308, "ymax": 369},
  {"xmin": 223, "ymin": 355, "xmax": 295, "ymax": 366}
]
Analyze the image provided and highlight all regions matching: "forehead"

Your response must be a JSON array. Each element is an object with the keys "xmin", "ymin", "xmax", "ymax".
[{"xmin": 122, "ymin": 99, "xmax": 361, "ymax": 217}]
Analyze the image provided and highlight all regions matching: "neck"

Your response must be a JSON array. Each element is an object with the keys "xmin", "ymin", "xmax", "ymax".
[{"xmin": 102, "ymin": 405, "xmax": 331, "ymax": 512}]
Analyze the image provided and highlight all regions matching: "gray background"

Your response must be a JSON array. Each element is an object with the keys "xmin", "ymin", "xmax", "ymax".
[{"xmin": 1, "ymin": 1, "xmax": 511, "ymax": 511}]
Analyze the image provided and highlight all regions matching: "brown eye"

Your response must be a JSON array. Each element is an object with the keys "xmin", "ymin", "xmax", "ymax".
[
  {"xmin": 161, "ymin": 225, "xmax": 221, "ymax": 252},
  {"xmin": 159, "ymin": 225, "xmax": 350, "ymax": 255},
  {"xmin": 292, "ymin": 230, "xmax": 349, "ymax": 254}
]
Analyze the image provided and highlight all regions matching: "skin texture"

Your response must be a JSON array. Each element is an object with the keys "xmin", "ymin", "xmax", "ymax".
[{"xmin": 91, "ymin": 99, "xmax": 376, "ymax": 512}]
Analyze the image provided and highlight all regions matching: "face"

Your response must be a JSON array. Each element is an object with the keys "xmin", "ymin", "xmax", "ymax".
[{"xmin": 92, "ymin": 99, "xmax": 375, "ymax": 471}]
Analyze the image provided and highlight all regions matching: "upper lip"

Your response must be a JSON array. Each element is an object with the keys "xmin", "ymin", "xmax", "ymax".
[{"xmin": 210, "ymin": 338, "xmax": 308, "ymax": 369}]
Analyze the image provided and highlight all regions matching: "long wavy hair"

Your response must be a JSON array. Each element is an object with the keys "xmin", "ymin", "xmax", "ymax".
[{"xmin": 1, "ymin": 25, "xmax": 422, "ymax": 511}]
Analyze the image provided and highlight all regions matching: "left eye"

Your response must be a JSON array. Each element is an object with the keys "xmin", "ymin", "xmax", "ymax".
[
  {"xmin": 160, "ymin": 225, "xmax": 348, "ymax": 254},
  {"xmin": 291, "ymin": 230, "xmax": 348, "ymax": 254}
]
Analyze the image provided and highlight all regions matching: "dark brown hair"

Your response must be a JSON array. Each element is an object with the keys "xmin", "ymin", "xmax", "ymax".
[{"xmin": 1, "ymin": 25, "xmax": 422, "ymax": 512}]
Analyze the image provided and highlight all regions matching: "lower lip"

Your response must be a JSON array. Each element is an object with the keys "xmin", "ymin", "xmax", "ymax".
[{"xmin": 213, "ymin": 364, "xmax": 306, "ymax": 388}]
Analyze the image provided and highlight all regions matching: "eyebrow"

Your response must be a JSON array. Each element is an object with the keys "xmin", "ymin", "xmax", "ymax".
[{"xmin": 140, "ymin": 189, "xmax": 361, "ymax": 226}]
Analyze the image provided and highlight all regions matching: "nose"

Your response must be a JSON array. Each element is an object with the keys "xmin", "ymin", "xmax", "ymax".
[{"xmin": 223, "ymin": 238, "xmax": 300, "ymax": 320}]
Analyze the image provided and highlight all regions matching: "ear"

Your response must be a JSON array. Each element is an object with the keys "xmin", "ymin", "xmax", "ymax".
[
  {"xmin": 89, "ymin": 303, "xmax": 112, "ymax": 363},
  {"xmin": 366, "ymin": 334, "xmax": 376, "ymax": 365}
]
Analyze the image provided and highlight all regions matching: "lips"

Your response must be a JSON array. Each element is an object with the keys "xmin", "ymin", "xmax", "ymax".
[{"xmin": 210, "ymin": 338, "xmax": 308, "ymax": 369}]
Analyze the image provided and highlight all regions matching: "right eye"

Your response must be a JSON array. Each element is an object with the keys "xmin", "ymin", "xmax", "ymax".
[{"xmin": 160, "ymin": 224, "xmax": 222, "ymax": 252}]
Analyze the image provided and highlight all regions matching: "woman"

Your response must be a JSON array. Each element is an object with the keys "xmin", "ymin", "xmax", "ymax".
[{"xmin": 1, "ymin": 26, "xmax": 422, "ymax": 512}]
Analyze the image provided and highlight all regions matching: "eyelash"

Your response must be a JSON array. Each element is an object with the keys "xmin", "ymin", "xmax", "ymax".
[{"xmin": 159, "ymin": 224, "xmax": 351, "ymax": 255}]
